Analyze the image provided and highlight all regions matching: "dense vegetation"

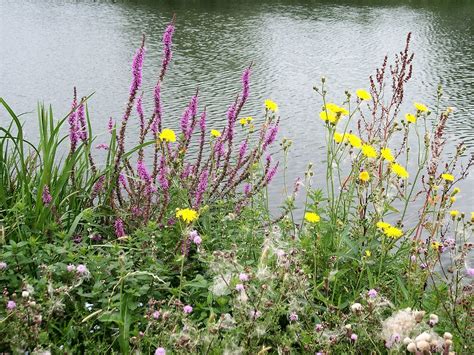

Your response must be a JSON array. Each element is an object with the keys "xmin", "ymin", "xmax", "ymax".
[{"xmin": 0, "ymin": 21, "xmax": 472, "ymax": 354}]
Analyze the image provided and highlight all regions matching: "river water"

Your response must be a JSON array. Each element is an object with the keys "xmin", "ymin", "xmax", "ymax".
[{"xmin": 0, "ymin": 0, "xmax": 473, "ymax": 216}]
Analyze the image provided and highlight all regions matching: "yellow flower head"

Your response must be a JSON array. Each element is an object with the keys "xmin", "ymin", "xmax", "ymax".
[
  {"xmin": 376, "ymin": 221, "xmax": 391, "ymax": 231},
  {"xmin": 347, "ymin": 134, "xmax": 362, "ymax": 149},
  {"xmin": 159, "ymin": 128, "xmax": 176, "ymax": 143},
  {"xmin": 362, "ymin": 144, "xmax": 378, "ymax": 159},
  {"xmin": 265, "ymin": 99, "xmax": 278, "ymax": 112},
  {"xmin": 450, "ymin": 196, "xmax": 456, "ymax": 203},
  {"xmin": 211, "ymin": 129, "xmax": 221, "ymax": 138},
  {"xmin": 305, "ymin": 212, "xmax": 321, "ymax": 223},
  {"xmin": 359, "ymin": 171, "xmax": 370, "ymax": 182},
  {"xmin": 381, "ymin": 148, "xmax": 395, "ymax": 162},
  {"xmin": 325, "ymin": 103, "xmax": 349, "ymax": 116},
  {"xmin": 414, "ymin": 102, "xmax": 428, "ymax": 112},
  {"xmin": 385, "ymin": 226, "xmax": 403, "ymax": 239},
  {"xmin": 391, "ymin": 163, "xmax": 409, "ymax": 179},
  {"xmin": 239, "ymin": 117, "xmax": 254, "ymax": 126},
  {"xmin": 449, "ymin": 210, "xmax": 459, "ymax": 218},
  {"xmin": 333, "ymin": 132, "xmax": 345, "ymax": 143},
  {"xmin": 356, "ymin": 89, "xmax": 372, "ymax": 101},
  {"xmin": 471, "ymin": 212, "xmax": 474, "ymax": 223},
  {"xmin": 431, "ymin": 241, "xmax": 442, "ymax": 251},
  {"xmin": 176, "ymin": 208, "xmax": 199, "ymax": 223},
  {"xmin": 441, "ymin": 173, "xmax": 454, "ymax": 182},
  {"xmin": 365, "ymin": 250, "xmax": 371, "ymax": 257},
  {"xmin": 319, "ymin": 111, "xmax": 338, "ymax": 124},
  {"xmin": 453, "ymin": 187, "xmax": 460, "ymax": 195},
  {"xmin": 405, "ymin": 113, "xmax": 417, "ymax": 124}
]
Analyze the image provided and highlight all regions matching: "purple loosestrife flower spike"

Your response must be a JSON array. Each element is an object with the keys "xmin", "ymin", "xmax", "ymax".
[
  {"xmin": 194, "ymin": 169, "xmax": 209, "ymax": 207},
  {"xmin": 241, "ymin": 67, "xmax": 251, "ymax": 105},
  {"xmin": 129, "ymin": 45, "xmax": 146, "ymax": 98},
  {"xmin": 137, "ymin": 94, "xmax": 145, "ymax": 132},
  {"xmin": 92, "ymin": 176, "xmax": 105, "ymax": 196},
  {"xmin": 77, "ymin": 101, "xmax": 87, "ymax": 141},
  {"xmin": 68, "ymin": 89, "xmax": 78, "ymax": 152},
  {"xmin": 263, "ymin": 125, "xmax": 279, "ymax": 151},
  {"xmin": 238, "ymin": 139, "xmax": 248, "ymax": 162},
  {"xmin": 265, "ymin": 163, "xmax": 279, "ymax": 184},
  {"xmin": 225, "ymin": 102, "xmax": 237, "ymax": 141},
  {"xmin": 114, "ymin": 218, "xmax": 126, "ymax": 238},
  {"xmin": 152, "ymin": 82, "xmax": 162, "ymax": 134},
  {"xmin": 42, "ymin": 185, "xmax": 52, "ymax": 205},
  {"xmin": 199, "ymin": 109, "xmax": 206, "ymax": 132},
  {"xmin": 160, "ymin": 21, "xmax": 175, "ymax": 81},
  {"xmin": 119, "ymin": 172, "xmax": 127, "ymax": 188},
  {"xmin": 158, "ymin": 155, "xmax": 169, "ymax": 190},
  {"xmin": 108, "ymin": 117, "xmax": 115, "ymax": 133}
]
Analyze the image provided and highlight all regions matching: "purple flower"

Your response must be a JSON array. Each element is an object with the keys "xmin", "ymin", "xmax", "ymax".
[
  {"xmin": 351, "ymin": 333, "xmax": 358, "ymax": 342},
  {"xmin": 67, "ymin": 264, "xmax": 76, "ymax": 272},
  {"xmin": 92, "ymin": 176, "xmax": 105, "ymax": 196},
  {"xmin": 152, "ymin": 83, "xmax": 162, "ymax": 134},
  {"xmin": 236, "ymin": 284, "xmax": 245, "ymax": 292},
  {"xmin": 367, "ymin": 289, "xmax": 378, "ymax": 298},
  {"xmin": 263, "ymin": 125, "xmax": 279, "ymax": 151},
  {"xmin": 158, "ymin": 155, "xmax": 169, "ymax": 190},
  {"xmin": 194, "ymin": 169, "xmax": 208, "ymax": 207},
  {"xmin": 249, "ymin": 309, "xmax": 261, "ymax": 320},
  {"xmin": 190, "ymin": 230, "xmax": 202, "ymax": 245},
  {"xmin": 241, "ymin": 67, "xmax": 251, "ymax": 105},
  {"xmin": 289, "ymin": 312, "xmax": 299, "ymax": 322},
  {"xmin": 265, "ymin": 163, "xmax": 279, "ymax": 184},
  {"xmin": 225, "ymin": 102, "xmax": 237, "ymax": 141},
  {"xmin": 183, "ymin": 305, "xmax": 193, "ymax": 314},
  {"xmin": 68, "ymin": 89, "xmax": 78, "ymax": 152},
  {"xmin": 137, "ymin": 94, "xmax": 145, "ymax": 131},
  {"xmin": 0, "ymin": 262, "xmax": 7, "ymax": 270},
  {"xmin": 160, "ymin": 22, "xmax": 175, "ymax": 80},
  {"xmin": 466, "ymin": 268, "xmax": 474, "ymax": 277},
  {"xmin": 243, "ymin": 184, "xmax": 251, "ymax": 196},
  {"xmin": 199, "ymin": 110, "xmax": 207, "ymax": 132},
  {"xmin": 129, "ymin": 44, "xmax": 146, "ymax": 97},
  {"xmin": 239, "ymin": 273, "xmax": 249, "ymax": 282},
  {"xmin": 155, "ymin": 347, "xmax": 166, "ymax": 355},
  {"xmin": 6, "ymin": 300, "xmax": 16, "ymax": 310},
  {"xmin": 76, "ymin": 264, "xmax": 88, "ymax": 275},
  {"xmin": 152, "ymin": 310, "xmax": 161, "ymax": 319},
  {"xmin": 180, "ymin": 95, "xmax": 199, "ymax": 139},
  {"xmin": 119, "ymin": 172, "xmax": 128, "ymax": 188},
  {"xmin": 115, "ymin": 218, "xmax": 126, "ymax": 238},
  {"xmin": 108, "ymin": 117, "xmax": 115, "ymax": 133},
  {"xmin": 238, "ymin": 140, "xmax": 248, "ymax": 162},
  {"xmin": 42, "ymin": 185, "xmax": 52, "ymax": 205},
  {"xmin": 315, "ymin": 323, "xmax": 324, "ymax": 332},
  {"xmin": 77, "ymin": 102, "xmax": 87, "ymax": 141},
  {"xmin": 137, "ymin": 159, "xmax": 152, "ymax": 187},
  {"xmin": 95, "ymin": 143, "xmax": 109, "ymax": 150}
]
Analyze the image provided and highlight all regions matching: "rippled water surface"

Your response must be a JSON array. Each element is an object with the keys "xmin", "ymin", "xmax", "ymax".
[{"xmin": 1, "ymin": 0, "xmax": 473, "ymax": 213}]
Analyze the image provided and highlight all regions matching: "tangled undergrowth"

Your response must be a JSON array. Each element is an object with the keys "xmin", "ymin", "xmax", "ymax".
[{"xmin": 0, "ymin": 20, "xmax": 472, "ymax": 354}]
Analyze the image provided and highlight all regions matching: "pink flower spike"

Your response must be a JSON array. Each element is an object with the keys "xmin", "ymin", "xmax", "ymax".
[{"xmin": 183, "ymin": 305, "xmax": 193, "ymax": 314}]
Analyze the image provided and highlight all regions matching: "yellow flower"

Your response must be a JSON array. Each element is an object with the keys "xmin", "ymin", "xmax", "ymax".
[
  {"xmin": 449, "ymin": 210, "xmax": 459, "ymax": 218},
  {"xmin": 305, "ymin": 212, "xmax": 321, "ymax": 223},
  {"xmin": 320, "ymin": 111, "xmax": 338, "ymax": 123},
  {"xmin": 176, "ymin": 208, "xmax": 199, "ymax": 223},
  {"xmin": 365, "ymin": 250, "xmax": 371, "ymax": 257},
  {"xmin": 405, "ymin": 113, "xmax": 417, "ymax": 124},
  {"xmin": 450, "ymin": 196, "xmax": 456, "ymax": 203},
  {"xmin": 356, "ymin": 89, "xmax": 372, "ymax": 101},
  {"xmin": 325, "ymin": 103, "xmax": 349, "ymax": 116},
  {"xmin": 347, "ymin": 134, "xmax": 362, "ymax": 149},
  {"xmin": 210, "ymin": 129, "xmax": 221, "ymax": 138},
  {"xmin": 381, "ymin": 148, "xmax": 395, "ymax": 162},
  {"xmin": 159, "ymin": 128, "xmax": 176, "ymax": 143},
  {"xmin": 359, "ymin": 171, "xmax": 370, "ymax": 182},
  {"xmin": 414, "ymin": 102, "xmax": 428, "ymax": 112},
  {"xmin": 431, "ymin": 241, "xmax": 442, "ymax": 251},
  {"xmin": 376, "ymin": 221, "xmax": 391, "ymax": 230},
  {"xmin": 441, "ymin": 173, "xmax": 454, "ymax": 182},
  {"xmin": 265, "ymin": 99, "xmax": 278, "ymax": 112},
  {"xmin": 385, "ymin": 226, "xmax": 403, "ymax": 239},
  {"xmin": 362, "ymin": 144, "xmax": 378, "ymax": 159},
  {"xmin": 333, "ymin": 132, "xmax": 345, "ymax": 143},
  {"xmin": 453, "ymin": 187, "xmax": 460, "ymax": 195},
  {"xmin": 471, "ymin": 212, "xmax": 474, "ymax": 223},
  {"xmin": 391, "ymin": 163, "xmax": 409, "ymax": 179},
  {"xmin": 239, "ymin": 118, "xmax": 248, "ymax": 126}
]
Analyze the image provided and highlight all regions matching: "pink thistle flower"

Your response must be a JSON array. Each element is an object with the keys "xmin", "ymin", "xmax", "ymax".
[
  {"xmin": 315, "ymin": 323, "xmax": 324, "ymax": 332},
  {"xmin": 249, "ymin": 309, "xmax": 261, "ymax": 320},
  {"xmin": 67, "ymin": 264, "xmax": 76, "ymax": 272},
  {"xmin": 0, "ymin": 262, "xmax": 7, "ymax": 270},
  {"xmin": 152, "ymin": 311, "xmax": 161, "ymax": 319},
  {"xmin": 467, "ymin": 268, "xmax": 474, "ymax": 277},
  {"xmin": 6, "ymin": 300, "xmax": 16, "ymax": 310},
  {"xmin": 235, "ymin": 284, "xmax": 244, "ymax": 292},
  {"xmin": 76, "ymin": 264, "xmax": 88, "ymax": 275},
  {"xmin": 289, "ymin": 312, "xmax": 298, "ymax": 322},
  {"xmin": 367, "ymin": 289, "xmax": 378, "ymax": 298},
  {"xmin": 155, "ymin": 348, "xmax": 166, "ymax": 355},
  {"xmin": 351, "ymin": 333, "xmax": 358, "ymax": 342},
  {"xmin": 183, "ymin": 305, "xmax": 193, "ymax": 314},
  {"xmin": 239, "ymin": 273, "xmax": 249, "ymax": 282}
]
